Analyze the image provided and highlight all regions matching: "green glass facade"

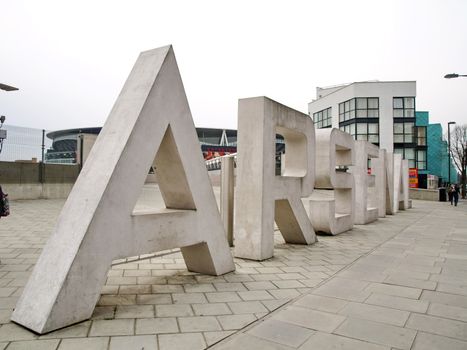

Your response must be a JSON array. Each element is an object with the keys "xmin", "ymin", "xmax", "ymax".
[{"xmin": 416, "ymin": 111, "xmax": 457, "ymax": 186}]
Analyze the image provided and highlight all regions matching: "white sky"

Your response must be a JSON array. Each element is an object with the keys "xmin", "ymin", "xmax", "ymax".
[{"xmin": 1, "ymin": 0, "xmax": 466, "ymax": 132}]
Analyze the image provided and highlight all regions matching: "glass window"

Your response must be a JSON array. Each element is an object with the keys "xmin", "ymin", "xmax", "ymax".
[
  {"xmin": 393, "ymin": 109, "xmax": 404, "ymax": 118},
  {"xmin": 417, "ymin": 150, "xmax": 426, "ymax": 161},
  {"xmin": 356, "ymin": 98, "xmax": 367, "ymax": 109},
  {"xmin": 394, "ymin": 123, "xmax": 404, "ymax": 133},
  {"xmin": 394, "ymin": 148, "xmax": 404, "ymax": 155},
  {"xmin": 394, "ymin": 96, "xmax": 415, "ymax": 119},
  {"xmin": 394, "ymin": 135, "xmax": 404, "ymax": 143},
  {"xmin": 404, "ymin": 122, "xmax": 414, "ymax": 133},
  {"xmin": 368, "ymin": 134, "xmax": 379, "ymax": 143},
  {"xmin": 408, "ymin": 160, "xmax": 416, "ymax": 168},
  {"xmin": 367, "ymin": 109, "xmax": 379, "ymax": 118},
  {"xmin": 404, "ymin": 109, "xmax": 414, "ymax": 118},
  {"xmin": 339, "ymin": 103, "xmax": 344, "ymax": 114},
  {"xmin": 405, "ymin": 148, "xmax": 415, "ymax": 159},
  {"xmin": 368, "ymin": 123, "xmax": 379, "ymax": 133},
  {"xmin": 368, "ymin": 98, "xmax": 379, "ymax": 109},
  {"xmin": 404, "ymin": 97, "xmax": 415, "ymax": 108},
  {"xmin": 357, "ymin": 123, "xmax": 367, "ymax": 134},
  {"xmin": 350, "ymin": 99, "xmax": 355, "ymax": 110},
  {"xmin": 357, "ymin": 109, "xmax": 367, "ymax": 118},
  {"xmin": 313, "ymin": 107, "xmax": 332, "ymax": 129},
  {"xmin": 356, "ymin": 134, "xmax": 368, "ymax": 141},
  {"xmin": 393, "ymin": 98, "xmax": 403, "ymax": 109},
  {"xmin": 416, "ymin": 126, "xmax": 427, "ymax": 146}
]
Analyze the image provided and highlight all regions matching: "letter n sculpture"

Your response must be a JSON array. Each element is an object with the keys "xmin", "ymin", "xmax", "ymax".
[{"xmin": 12, "ymin": 45, "xmax": 235, "ymax": 334}]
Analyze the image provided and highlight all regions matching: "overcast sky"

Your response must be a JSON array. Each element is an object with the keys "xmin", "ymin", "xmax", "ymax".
[{"xmin": 1, "ymin": 0, "xmax": 466, "ymax": 132}]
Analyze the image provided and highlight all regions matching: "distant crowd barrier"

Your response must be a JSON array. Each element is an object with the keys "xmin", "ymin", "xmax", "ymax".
[{"xmin": 0, "ymin": 161, "xmax": 79, "ymax": 200}]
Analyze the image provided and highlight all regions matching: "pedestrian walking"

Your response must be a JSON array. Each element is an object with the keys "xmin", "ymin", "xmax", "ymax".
[
  {"xmin": 448, "ymin": 184, "xmax": 455, "ymax": 205},
  {"xmin": 453, "ymin": 183, "xmax": 460, "ymax": 207},
  {"xmin": 0, "ymin": 186, "xmax": 9, "ymax": 218}
]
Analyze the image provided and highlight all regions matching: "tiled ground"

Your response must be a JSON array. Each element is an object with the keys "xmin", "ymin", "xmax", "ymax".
[
  {"xmin": 0, "ymin": 195, "xmax": 466, "ymax": 349},
  {"xmin": 214, "ymin": 200, "xmax": 467, "ymax": 350}
]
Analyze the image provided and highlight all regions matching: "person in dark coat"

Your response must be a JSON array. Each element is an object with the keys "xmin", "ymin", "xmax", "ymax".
[
  {"xmin": 448, "ymin": 184, "xmax": 455, "ymax": 205},
  {"xmin": 453, "ymin": 184, "xmax": 460, "ymax": 207}
]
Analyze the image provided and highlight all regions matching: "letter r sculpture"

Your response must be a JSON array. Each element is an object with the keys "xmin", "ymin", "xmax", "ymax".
[{"xmin": 234, "ymin": 97, "xmax": 316, "ymax": 261}]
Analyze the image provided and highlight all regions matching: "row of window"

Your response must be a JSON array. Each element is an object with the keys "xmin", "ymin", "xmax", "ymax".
[
  {"xmin": 394, "ymin": 148, "xmax": 426, "ymax": 170},
  {"xmin": 339, "ymin": 98, "xmax": 379, "ymax": 122},
  {"xmin": 313, "ymin": 107, "xmax": 332, "ymax": 128},
  {"xmin": 316, "ymin": 96, "xmax": 416, "ymax": 126},
  {"xmin": 393, "ymin": 97, "xmax": 415, "ymax": 118},
  {"xmin": 339, "ymin": 122, "xmax": 379, "ymax": 143}
]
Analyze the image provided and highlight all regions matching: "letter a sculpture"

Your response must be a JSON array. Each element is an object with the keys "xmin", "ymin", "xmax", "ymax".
[{"xmin": 12, "ymin": 46, "xmax": 235, "ymax": 334}]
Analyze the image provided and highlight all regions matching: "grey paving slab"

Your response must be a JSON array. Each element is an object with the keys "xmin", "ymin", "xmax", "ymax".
[
  {"xmin": 272, "ymin": 306, "xmax": 346, "ymax": 332},
  {"xmin": 365, "ymin": 293, "xmax": 429, "ymax": 313},
  {"xmin": 293, "ymin": 294, "xmax": 348, "ymax": 313},
  {"xmin": 6, "ymin": 339, "xmax": 60, "ymax": 350},
  {"xmin": 247, "ymin": 319, "xmax": 314, "ymax": 348},
  {"xmin": 203, "ymin": 331, "xmax": 235, "ymax": 346},
  {"xmin": 420, "ymin": 290, "xmax": 467, "ymax": 308},
  {"xmin": 406, "ymin": 313, "xmax": 467, "ymax": 341},
  {"xmin": 135, "ymin": 318, "xmax": 178, "ymax": 335},
  {"xmin": 178, "ymin": 316, "xmax": 221, "ymax": 332},
  {"xmin": 109, "ymin": 335, "xmax": 158, "ymax": 350},
  {"xmin": 412, "ymin": 332, "xmax": 467, "ymax": 350},
  {"xmin": 338, "ymin": 301, "xmax": 410, "ymax": 326},
  {"xmin": 89, "ymin": 319, "xmax": 134, "ymax": 336},
  {"xmin": 334, "ymin": 317, "xmax": 416, "ymax": 349},
  {"xmin": 213, "ymin": 333, "xmax": 294, "ymax": 350},
  {"xmin": 158, "ymin": 333, "xmax": 206, "ymax": 350},
  {"xmin": 298, "ymin": 331, "xmax": 389, "ymax": 350},
  {"xmin": 58, "ymin": 337, "xmax": 109, "ymax": 350},
  {"xmin": 428, "ymin": 302, "xmax": 467, "ymax": 322}
]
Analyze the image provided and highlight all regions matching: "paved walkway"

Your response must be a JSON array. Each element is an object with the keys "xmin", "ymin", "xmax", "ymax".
[{"xmin": 0, "ymin": 196, "xmax": 465, "ymax": 349}]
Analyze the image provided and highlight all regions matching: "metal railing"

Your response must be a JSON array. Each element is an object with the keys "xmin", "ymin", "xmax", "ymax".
[{"xmin": 205, "ymin": 153, "xmax": 237, "ymax": 171}]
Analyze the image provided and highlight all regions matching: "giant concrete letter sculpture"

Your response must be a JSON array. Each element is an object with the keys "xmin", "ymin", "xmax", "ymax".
[
  {"xmin": 372, "ymin": 149, "xmax": 388, "ymax": 217},
  {"xmin": 12, "ymin": 45, "xmax": 235, "ymax": 334},
  {"xmin": 385, "ymin": 152, "xmax": 396, "ymax": 215},
  {"xmin": 392, "ymin": 154, "xmax": 410, "ymax": 212},
  {"xmin": 350, "ymin": 141, "xmax": 379, "ymax": 225},
  {"xmin": 309, "ymin": 128, "xmax": 355, "ymax": 235},
  {"xmin": 234, "ymin": 97, "xmax": 316, "ymax": 261},
  {"xmin": 394, "ymin": 157, "xmax": 410, "ymax": 211}
]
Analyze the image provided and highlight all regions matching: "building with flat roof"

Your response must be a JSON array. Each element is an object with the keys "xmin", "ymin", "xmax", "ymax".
[{"xmin": 309, "ymin": 80, "xmax": 422, "ymax": 171}]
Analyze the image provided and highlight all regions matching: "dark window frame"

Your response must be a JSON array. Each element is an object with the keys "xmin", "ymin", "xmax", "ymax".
[
  {"xmin": 393, "ymin": 97, "xmax": 415, "ymax": 118},
  {"xmin": 313, "ymin": 107, "xmax": 332, "ymax": 129}
]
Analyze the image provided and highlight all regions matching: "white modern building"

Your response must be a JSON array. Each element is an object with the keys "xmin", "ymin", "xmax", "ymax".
[{"xmin": 308, "ymin": 81, "xmax": 423, "ymax": 169}]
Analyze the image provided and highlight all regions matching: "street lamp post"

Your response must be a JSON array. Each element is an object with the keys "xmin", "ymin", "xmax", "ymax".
[
  {"xmin": 444, "ymin": 73, "xmax": 466, "ymax": 184},
  {"xmin": 444, "ymin": 73, "xmax": 467, "ymax": 79},
  {"xmin": 448, "ymin": 121, "xmax": 456, "ymax": 184},
  {"xmin": 0, "ymin": 83, "xmax": 19, "ymax": 154}
]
